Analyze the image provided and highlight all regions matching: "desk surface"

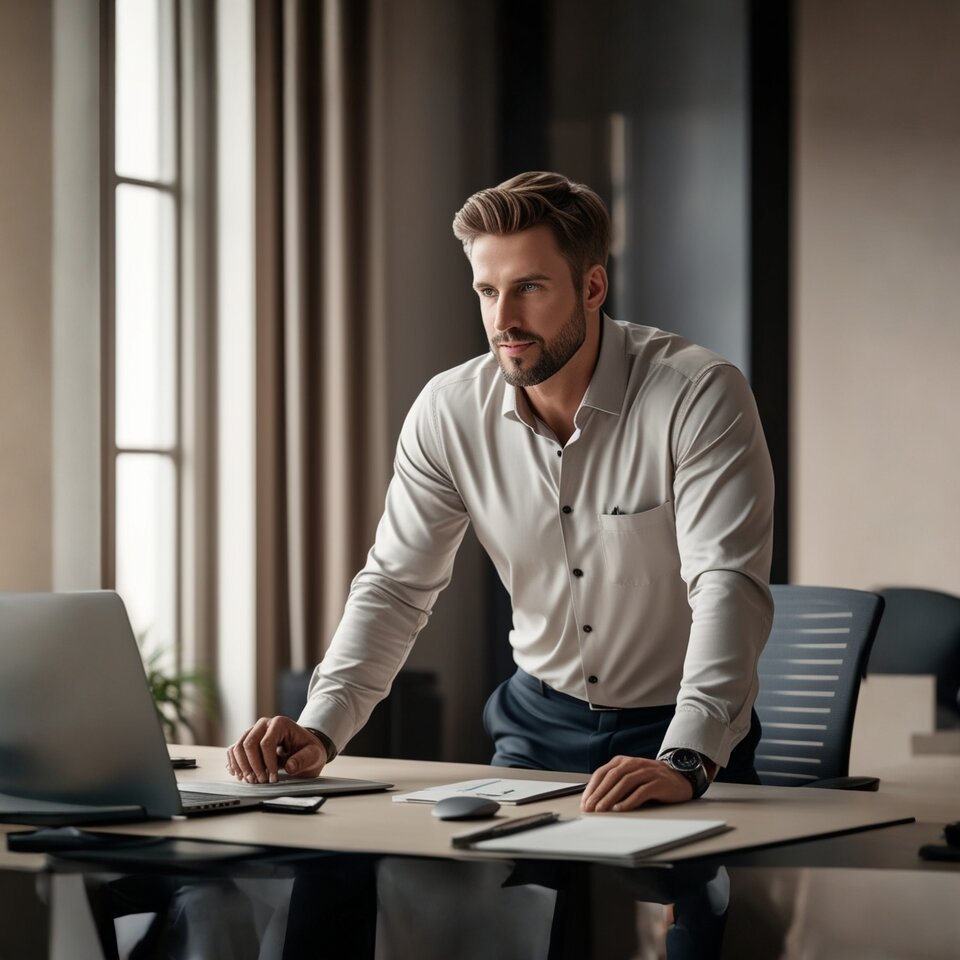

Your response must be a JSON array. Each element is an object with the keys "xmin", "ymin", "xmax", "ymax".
[
  {"xmin": 80, "ymin": 749, "xmax": 934, "ymax": 862},
  {"xmin": 3, "ymin": 747, "xmax": 956, "ymax": 873}
]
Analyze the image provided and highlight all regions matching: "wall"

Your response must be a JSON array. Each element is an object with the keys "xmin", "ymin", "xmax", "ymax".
[
  {"xmin": 51, "ymin": 0, "xmax": 101, "ymax": 590},
  {"xmin": 793, "ymin": 0, "xmax": 960, "ymax": 595},
  {"xmin": 0, "ymin": 0, "xmax": 53, "ymax": 591}
]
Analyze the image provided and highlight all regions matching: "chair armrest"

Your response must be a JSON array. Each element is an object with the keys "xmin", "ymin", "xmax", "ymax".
[{"xmin": 800, "ymin": 775, "xmax": 880, "ymax": 792}]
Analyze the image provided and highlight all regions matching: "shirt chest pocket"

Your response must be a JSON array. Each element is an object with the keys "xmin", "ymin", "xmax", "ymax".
[{"xmin": 598, "ymin": 501, "xmax": 682, "ymax": 586}]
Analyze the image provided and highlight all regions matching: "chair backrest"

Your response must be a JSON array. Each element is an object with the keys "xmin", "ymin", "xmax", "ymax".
[
  {"xmin": 755, "ymin": 585, "xmax": 884, "ymax": 787},
  {"xmin": 868, "ymin": 587, "xmax": 960, "ymax": 729}
]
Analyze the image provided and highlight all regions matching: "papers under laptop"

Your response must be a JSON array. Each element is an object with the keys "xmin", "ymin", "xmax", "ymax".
[
  {"xmin": 181, "ymin": 772, "xmax": 393, "ymax": 799},
  {"xmin": 0, "ymin": 592, "xmax": 390, "ymax": 826}
]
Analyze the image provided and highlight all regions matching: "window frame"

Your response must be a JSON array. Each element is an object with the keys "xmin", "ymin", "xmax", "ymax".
[{"xmin": 101, "ymin": 0, "xmax": 192, "ymax": 675}]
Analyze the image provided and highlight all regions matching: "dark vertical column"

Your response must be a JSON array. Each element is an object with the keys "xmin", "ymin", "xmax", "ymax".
[
  {"xmin": 495, "ymin": 0, "xmax": 551, "ymax": 178},
  {"xmin": 749, "ymin": 0, "xmax": 793, "ymax": 584},
  {"xmin": 486, "ymin": 0, "xmax": 554, "ymax": 697}
]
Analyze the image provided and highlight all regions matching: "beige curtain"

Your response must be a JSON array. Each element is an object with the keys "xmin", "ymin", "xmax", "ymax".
[{"xmin": 254, "ymin": 0, "xmax": 388, "ymax": 715}]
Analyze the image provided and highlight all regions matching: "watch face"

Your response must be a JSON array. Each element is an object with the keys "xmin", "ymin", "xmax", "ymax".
[{"xmin": 668, "ymin": 749, "xmax": 702, "ymax": 772}]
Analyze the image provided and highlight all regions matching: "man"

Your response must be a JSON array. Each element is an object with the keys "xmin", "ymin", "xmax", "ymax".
[{"xmin": 227, "ymin": 171, "xmax": 774, "ymax": 812}]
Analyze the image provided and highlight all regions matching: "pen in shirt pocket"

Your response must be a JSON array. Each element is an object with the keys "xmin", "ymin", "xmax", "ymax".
[{"xmin": 610, "ymin": 506, "xmax": 622, "ymax": 515}]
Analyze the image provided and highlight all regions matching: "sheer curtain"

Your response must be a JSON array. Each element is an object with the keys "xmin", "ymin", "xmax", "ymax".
[{"xmin": 253, "ymin": 0, "xmax": 388, "ymax": 715}]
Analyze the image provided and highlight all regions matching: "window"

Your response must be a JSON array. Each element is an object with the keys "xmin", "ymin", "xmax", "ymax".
[
  {"xmin": 105, "ymin": 0, "xmax": 250, "ymax": 735},
  {"xmin": 104, "ymin": 0, "xmax": 182, "ymax": 670}
]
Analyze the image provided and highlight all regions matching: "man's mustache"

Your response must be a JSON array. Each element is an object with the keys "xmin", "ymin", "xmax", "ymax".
[{"xmin": 491, "ymin": 330, "xmax": 545, "ymax": 346}]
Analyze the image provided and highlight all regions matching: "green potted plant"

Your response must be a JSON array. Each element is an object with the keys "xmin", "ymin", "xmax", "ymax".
[{"xmin": 138, "ymin": 635, "xmax": 218, "ymax": 743}]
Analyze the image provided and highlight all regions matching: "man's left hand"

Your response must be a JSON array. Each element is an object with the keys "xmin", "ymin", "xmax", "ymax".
[{"xmin": 580, "ymin": 756, "xmax": 696, "ymax": 812}]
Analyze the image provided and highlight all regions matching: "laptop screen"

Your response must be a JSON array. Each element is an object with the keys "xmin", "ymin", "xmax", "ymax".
[{"xmin": 0, "ymin": 592, "xmax": 183, "ymax": 819}]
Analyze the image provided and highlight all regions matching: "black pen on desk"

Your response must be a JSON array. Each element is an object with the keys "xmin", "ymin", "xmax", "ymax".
[{"xmin": 451, "ymin": 812, "xmax": 561, "ymax": 849}]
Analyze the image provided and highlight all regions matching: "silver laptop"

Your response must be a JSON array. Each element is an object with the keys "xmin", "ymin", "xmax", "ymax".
[{"xmin": 0, "ymin": 592, "xmax": 390, "ymax": 825}]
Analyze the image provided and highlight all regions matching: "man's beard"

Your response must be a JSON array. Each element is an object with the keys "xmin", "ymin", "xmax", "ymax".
[{"xmin": 491, "ymin": 300, "xmax": 586, "ymax": 388}]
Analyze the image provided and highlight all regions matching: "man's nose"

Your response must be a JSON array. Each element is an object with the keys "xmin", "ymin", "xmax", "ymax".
[{"xmin": 492, "ymin": 293, "xmax": 517, "ymax": 332}]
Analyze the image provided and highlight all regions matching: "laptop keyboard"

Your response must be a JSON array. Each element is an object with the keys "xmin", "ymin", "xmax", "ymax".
[{"xmin": 180, "ymin": 791, "xmax": 244, "ymax": 812}]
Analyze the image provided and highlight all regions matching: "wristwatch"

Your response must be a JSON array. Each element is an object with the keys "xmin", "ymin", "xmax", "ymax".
[
  {"xmin": 305, "ymin": 728, "xmax": 337, "ymax": 763},
  {"xmin": 660, "ymin": 748, "xmax": 711, "ymax": 799}
]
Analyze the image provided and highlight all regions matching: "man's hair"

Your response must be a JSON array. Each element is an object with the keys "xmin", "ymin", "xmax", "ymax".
[{"xmin": 452, "ymin": 171, "xmax": 610, "ymax": 281}]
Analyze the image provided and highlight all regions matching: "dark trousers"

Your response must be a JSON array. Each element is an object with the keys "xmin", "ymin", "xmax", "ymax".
[
  {"xmin": 484, "ymin": 668, "xmax": 762, "ymax": 960},
  {"xmin": 484, "ymin": 667, "xmax": 762, "ymax": 783}
]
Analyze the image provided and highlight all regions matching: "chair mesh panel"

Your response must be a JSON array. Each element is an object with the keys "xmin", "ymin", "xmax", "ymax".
[{"xmin": 755, "ymin": 586, "xmax": 884, "ymax": 787}]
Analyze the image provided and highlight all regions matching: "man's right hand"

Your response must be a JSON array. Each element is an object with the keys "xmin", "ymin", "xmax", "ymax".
[{"xmin": 226, "ymin": 716, "xmax": 328, "ymax": 784}]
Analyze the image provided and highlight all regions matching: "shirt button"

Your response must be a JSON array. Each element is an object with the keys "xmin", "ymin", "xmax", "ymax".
[
  {"xmin": 583, "ymin": 624, "xmax": 592, "ymax": 633},
  {"xmin": 556, "ymin": 450, "xmax": 562, "ymax": 458},
  {"xmin": 562, "ymin": 505, "xmax": 572, "ymax": 514},
  {"xmin": 572, "ymin": 568, "xmax": 583, "ymax": 578},
  {"xmin": 588, "ymin": 675, "xmax": 598, "ymax": 684}
]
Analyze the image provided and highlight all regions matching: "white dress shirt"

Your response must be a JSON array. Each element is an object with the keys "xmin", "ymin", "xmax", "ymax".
[{"xmin": 299, "ymin": 315, "xmax": 774, "ymax": 767}]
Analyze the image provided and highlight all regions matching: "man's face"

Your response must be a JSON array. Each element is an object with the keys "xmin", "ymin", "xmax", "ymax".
[{"xmin": 469, "ymin": 226, "xmax": 586, "ymax": 388}]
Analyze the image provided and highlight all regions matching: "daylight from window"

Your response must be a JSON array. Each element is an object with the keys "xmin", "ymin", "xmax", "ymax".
[{"xmin": 112, "ymin": 0, "xmax": 178, "ymax": 659}]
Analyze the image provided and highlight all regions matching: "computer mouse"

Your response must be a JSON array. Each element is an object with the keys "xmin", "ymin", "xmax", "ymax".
[{"xmin": 431, "ymin": 796, "xmax": 501, "ymax": 820}]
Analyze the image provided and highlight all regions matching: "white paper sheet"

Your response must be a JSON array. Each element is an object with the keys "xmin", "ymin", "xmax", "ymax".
[{"xmin": 391, "ymin": 778, "xmax": 585, "ymax": 805}]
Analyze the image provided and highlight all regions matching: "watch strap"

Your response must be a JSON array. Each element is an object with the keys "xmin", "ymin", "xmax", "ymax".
[{"xmin": 304, "ymin": 727, "xmax": 337, "ymax": 763}]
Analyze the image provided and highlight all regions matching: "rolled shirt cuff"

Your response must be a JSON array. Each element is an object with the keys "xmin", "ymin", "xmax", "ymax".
[
  {"xmin": 298, "ymin": 696, "xmax": 357, "ymax": 762},
  {"xmin": 658, "ymin": 706, "xmax": 751, "ymax": 769}
]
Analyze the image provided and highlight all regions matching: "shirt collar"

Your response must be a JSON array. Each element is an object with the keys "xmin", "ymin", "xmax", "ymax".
[
  {"xmin": 580, "ymin": 313, "xmax": 627, "ymax": 416},
  {"xmin": 501, "ymin": 313, "xmax": 628, "ymax": 424},
  {"xmin": 501, "ymin": 378, "xmax": 534, "ymax": 426}
]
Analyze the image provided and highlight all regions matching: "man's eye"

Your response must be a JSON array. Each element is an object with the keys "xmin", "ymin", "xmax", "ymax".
[
  {"xmin": 520, "ymin": 282, "xmax": 540, "ymax": 293},
  {"xmin": 479, "ymin": 288, "xmax": 496, "ymax": 297}
]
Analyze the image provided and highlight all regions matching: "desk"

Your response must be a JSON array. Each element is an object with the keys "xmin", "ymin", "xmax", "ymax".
[
  {"xmin": 3, "ymin": 748, "xmax": 954, "ymax": 868},
  {"xmin": 75, "ymin": 747, "xmax": 932, "ymax": 864},
  {"xmin": 2, "ymin": 749, "xmax": 958, "ymax": 960}
]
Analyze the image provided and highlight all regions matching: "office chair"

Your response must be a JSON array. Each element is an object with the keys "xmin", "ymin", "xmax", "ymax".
[
  {"xmin": 754, "ymin": 585, "xmax": 884, "ymax": 790},
  {"xmin": 868, "ymin": 587, "xmax": 960, "ymax": 730}
]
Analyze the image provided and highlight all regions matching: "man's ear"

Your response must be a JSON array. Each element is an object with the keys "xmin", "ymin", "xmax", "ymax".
[{"xmin": 583, "ymin": 264, "xmax": 608, "ymax": 312}]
